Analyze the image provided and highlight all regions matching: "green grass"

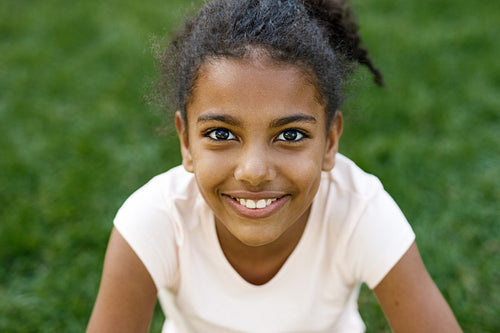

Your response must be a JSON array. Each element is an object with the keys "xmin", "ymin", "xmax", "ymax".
[{"xmin": 1, "ymin": 0, "xmax": 498, "ymax": 331}]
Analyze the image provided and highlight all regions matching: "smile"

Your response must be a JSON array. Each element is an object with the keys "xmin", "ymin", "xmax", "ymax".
[
  {"xmin": 222, "ymin": 193, "xmax": 290, "ymax": 219},
  {"xmin": 233, "ymin": 197, "xmax": 278, "ymax": 209}
]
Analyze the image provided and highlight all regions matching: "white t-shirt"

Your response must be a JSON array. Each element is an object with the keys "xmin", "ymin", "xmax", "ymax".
[{"xmin": 114, "ymin": 154, "xmax": 415, "ymax": 332}]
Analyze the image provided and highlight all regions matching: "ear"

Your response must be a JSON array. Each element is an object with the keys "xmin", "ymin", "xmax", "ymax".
[
  {"xmin": 322, "ymin": 111, "xmax": 343, "ymax": 171},
  {"xmin": 175, "ymin": 111, "xmax": 194, "ymax": 173}
]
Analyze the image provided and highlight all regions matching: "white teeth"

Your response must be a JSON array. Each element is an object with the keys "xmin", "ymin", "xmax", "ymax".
[
  {"xmin": 236, "ymin": 198, "xmax": 277, "ymax": 209},
  {"xmin": 256, "ymin": 199, "xmax": 266, "ymax": 208}
]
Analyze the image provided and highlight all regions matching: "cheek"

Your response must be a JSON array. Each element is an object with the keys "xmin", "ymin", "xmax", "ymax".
[
  {"xmin": 279, "ymin": 144, "xmax": 326, "ymax": 171},
  {"xmin": 192, "ymin": 151, "xmax": 233, "ymax": 189},
  {"xmin": 278, "ymin": 150, "xmax": 324, "ymax": 189}
]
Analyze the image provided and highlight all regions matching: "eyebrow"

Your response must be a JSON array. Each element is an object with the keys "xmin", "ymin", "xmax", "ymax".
[
  {"xmin": 197, "ymin": 114, "xmax": 241, "ymax": 126},
  {"xmin": 196, "ymin": 113, "xmax": 317, "ymax": 127},
  {"xmin": 270, "ymin": 115, "xmax": 317, "ymax": 128}
]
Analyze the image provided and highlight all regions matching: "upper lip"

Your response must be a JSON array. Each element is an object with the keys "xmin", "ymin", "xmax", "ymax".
[{"xmin": 222, "ymin": 191, "xmax": 287, "ymax": 200}]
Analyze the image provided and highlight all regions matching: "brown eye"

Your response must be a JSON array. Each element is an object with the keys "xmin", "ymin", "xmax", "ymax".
[
  {"xmin": 207, "ymin": 128, "xmax": 235, "ymax": 140},
  {"xmin": 277, "ymin": 129, "xmax": 304, "ymax": 141}
]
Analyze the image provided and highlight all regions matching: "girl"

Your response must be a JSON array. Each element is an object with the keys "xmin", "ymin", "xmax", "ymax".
[{"xmin": 88, "ymin": 0, "xmax": 461, "ymax": 332}]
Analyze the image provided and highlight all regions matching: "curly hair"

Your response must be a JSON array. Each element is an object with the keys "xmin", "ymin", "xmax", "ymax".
[{"xmin": 157, "ymin": 0, "xmax": 383, "ymax": 125}]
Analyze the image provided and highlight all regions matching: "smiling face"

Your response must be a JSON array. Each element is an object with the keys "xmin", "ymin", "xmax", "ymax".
[{"xmin": 176, "ymin": 57, "xmax": 342, "ymax": 247}]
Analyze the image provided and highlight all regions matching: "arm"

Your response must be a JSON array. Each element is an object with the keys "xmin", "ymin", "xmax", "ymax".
[
  {"xmin": 87, "ymin": 228, "xmax": 158, "ymax": 333},
  {"xmin": 373, "ymin": 242, "xmax": 462, "ymax": 333}
]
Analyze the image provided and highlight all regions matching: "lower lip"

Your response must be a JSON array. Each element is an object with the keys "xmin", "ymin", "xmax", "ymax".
[{"xmin": 222, "ymin": 195, "xmax": 290, "ymax": 219}]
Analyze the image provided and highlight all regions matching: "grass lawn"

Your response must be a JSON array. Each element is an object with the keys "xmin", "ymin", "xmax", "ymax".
[{"xmin": 1, "ymin": 0, "xmax": 498, "ymax": 331}]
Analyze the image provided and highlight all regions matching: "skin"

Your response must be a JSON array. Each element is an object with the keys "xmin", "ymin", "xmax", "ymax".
[
  {"xmin": 176, "ymin": 58, "xmax": 341, "ymax": 284},
  {"xmin": 87, "ymin": 229, "xmax": 157, "ymax": 333},
  {"xmin": 87, "ymin": 57, "xmax": 461, "ymax": 332},
  {"xmin": 374, "ymin": 243, "xmax": 462, "ymax": 332}
]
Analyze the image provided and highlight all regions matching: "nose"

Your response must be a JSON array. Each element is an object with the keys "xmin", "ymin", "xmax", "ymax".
[{"xmin": 234, "ymin": 144, "xmax": 276, "ymax": 186}]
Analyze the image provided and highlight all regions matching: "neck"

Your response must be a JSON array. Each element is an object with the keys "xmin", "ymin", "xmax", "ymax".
[{"xmin": 215, "ymin": 208, "xmax": 310, "ymax": 285}]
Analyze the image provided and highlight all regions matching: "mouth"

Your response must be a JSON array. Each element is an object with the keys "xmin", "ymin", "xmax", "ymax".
[
  {"xmin": 229, "ymin": 196, "xmax": 279, "ymax": 209},
  {"xmin": 222, "ymin": 193, "xmax": 289, "ymax": 219}
]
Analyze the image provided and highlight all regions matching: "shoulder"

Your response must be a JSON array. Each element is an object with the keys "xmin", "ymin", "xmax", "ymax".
[
  {"xmin": 325, "ymin": 153, "xmax": 382, "ymax": 198},
  {"xmin": 317, "ymin": 154, "xmax": 415, "ymax": 288},
  {"xmin": 112, "ymin": 166, "xmax": 202, "ymax": 289},
  {"xmin": 314, "ymin": 154, "xmax": 391, "ymax": 255},
  {"xmin": 315, "ymin": 154, "xmax": 384, "ymax": 226},
  {"xmin": 116, "ymin": 165, "xmax": 199, "ymax": 221},
  {"xmin": 129, "ymin": 165, "xmax": 196, "ymax": 201}
]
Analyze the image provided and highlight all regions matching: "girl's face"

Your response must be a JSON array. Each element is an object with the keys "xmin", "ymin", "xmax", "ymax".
[{"xmin": 176, "ymin": 58, "xmax": 342, "ymax": 247}]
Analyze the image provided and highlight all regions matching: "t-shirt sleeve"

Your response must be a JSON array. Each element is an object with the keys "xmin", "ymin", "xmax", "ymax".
[
  {"xmin": 345, "ymin": 188, "xmax": 415, "ymax": 289},
  {"xmin": 113, "ymin": 177, "xmax": 180, "ymax": 291}
]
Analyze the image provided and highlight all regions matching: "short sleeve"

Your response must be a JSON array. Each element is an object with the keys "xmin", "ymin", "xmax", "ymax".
[
  {"xmin": 114, "ymin": 176, "xmax": 180, "ymax": 291},
  {"xmin": 345, "ymin": 189, "xmax": 415, "ymax": 289}
]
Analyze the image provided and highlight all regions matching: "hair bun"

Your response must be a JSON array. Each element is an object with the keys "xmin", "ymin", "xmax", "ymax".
[{"xmin": 301, "ymin": 0, "xmax": 384, "ymax": 86}]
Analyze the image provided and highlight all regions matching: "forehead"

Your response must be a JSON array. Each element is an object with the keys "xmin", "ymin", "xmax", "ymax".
[{"xmin": 187, "ymin": 58, "xmax": 326, "ymax": 122}]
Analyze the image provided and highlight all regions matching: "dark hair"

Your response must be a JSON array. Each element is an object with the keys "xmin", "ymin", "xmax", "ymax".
[{"xmin": 157, "ymin": 0, "xmax": 383, "ymax": 125}]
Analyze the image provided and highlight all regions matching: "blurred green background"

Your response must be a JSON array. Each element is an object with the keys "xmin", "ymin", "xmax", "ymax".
[{"xmin": 0, "ymin": 0, "xmax": 498, "ymax": 331}]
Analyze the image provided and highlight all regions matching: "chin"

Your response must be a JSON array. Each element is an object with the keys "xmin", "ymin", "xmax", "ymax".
[
  {"xmin": 233, "ymin": 228, "xmax": 281, "ymax": 247},
  {"xmin": 240, "ymin": 238, "xmax": 273, "ymax": 247}
]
